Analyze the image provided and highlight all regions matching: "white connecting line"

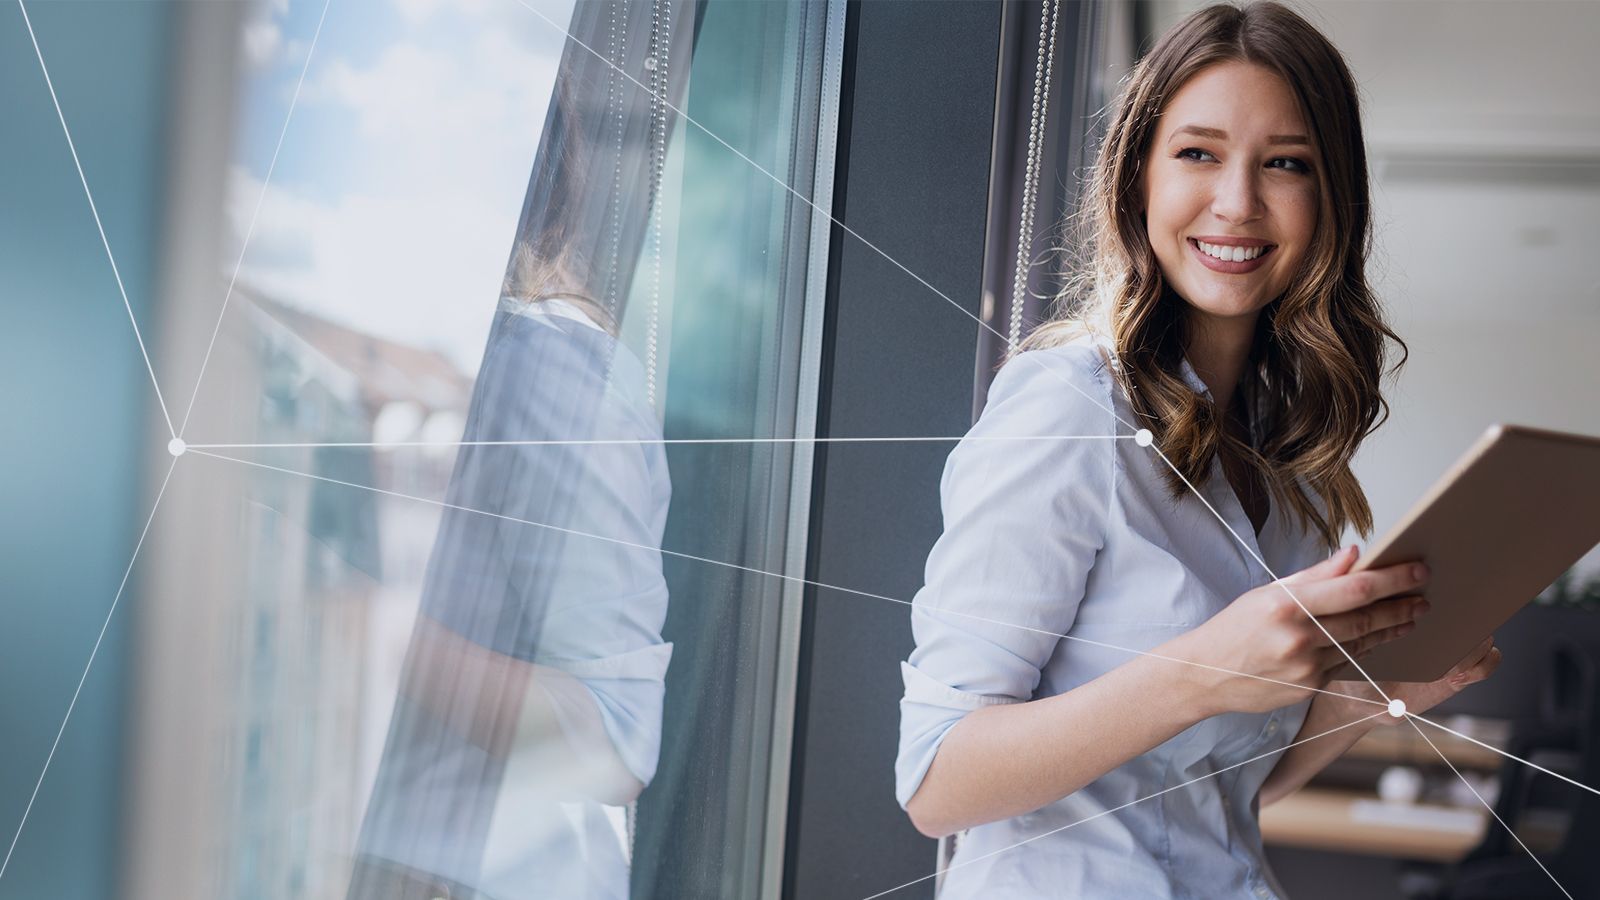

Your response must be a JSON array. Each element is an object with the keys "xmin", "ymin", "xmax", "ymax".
[
  {"xmin": 184, "ymin": 446, "xmax": 1385, "ymax": 711},
  {"xmin": 13, "ymin": 0, "xmax": 1586, "ymax": 895},
  {"xmin": 7, "ymin": 2, "xmax": 186, "ymax": 882},
  {"xmin": 1403, "ymin": 717, "xmax": 1574, "ymax": 900},
  {"xmin": 175, "ymin": 0, "xmax": 333, "ymax": 440},
  {"xmin": 16, "ymin": 0, "xmax": 175, "ymax": 440},
  {"xmin": 186, "ymin": 445, "xmax": 1596, "ymax": 900},
  {"xmin": 182, "ymin": 434, "xmax": 1131, "ymax": 451},
  {"xmin": 862, "ymin": 711, "xmax": 1392, "ymax": 900},
  {"xmin": 5, "ymin": 0, "xmax": 328, "ymax": 882},
  {"xmin": 18, "ymin": 0, "xmax": 330, "ymax": 443},
  {"xmin": 501, "ymin": 7, "xmax": 1579, "ymax": 898},
  {"xmin": 1410, "ymin": 714, "xmax": 1599, "ymax": 800},
  {"xmin": 0, "ymin": 458, "xmax": 179, "ymax": 882},
  {"xmin": 1150, "ymin": 443, "xmax": 1396, "ymax": 709},
  {"xmin": 507, "ymin": 0, "xmax": 1393, "ymax": 716}
]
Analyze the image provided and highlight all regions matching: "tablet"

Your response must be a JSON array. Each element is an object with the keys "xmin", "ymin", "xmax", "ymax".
[{"xmin": 1330, "ymin": 424, "xmax": 1600, "ymax": 683}]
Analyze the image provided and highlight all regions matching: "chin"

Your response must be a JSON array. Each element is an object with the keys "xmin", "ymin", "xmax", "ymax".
[{"xmin": 1186, "ymin": 294, "xmax": 1270, "ymax": 322}]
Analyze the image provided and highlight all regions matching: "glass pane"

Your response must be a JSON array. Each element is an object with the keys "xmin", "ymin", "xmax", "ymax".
[{"xmin": 133, "ymin": 1, "xmax": 838, "ymax": 897}]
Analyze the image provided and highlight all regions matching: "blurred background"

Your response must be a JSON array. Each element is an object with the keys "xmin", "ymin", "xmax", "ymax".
[{"xmin": 0, "ymin": 1, "xmax": 1596, "ymax": 898}]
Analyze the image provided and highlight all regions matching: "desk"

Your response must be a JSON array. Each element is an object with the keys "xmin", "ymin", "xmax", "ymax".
[
  {"xmin": 1261, "ymin": 717, "xmax": 1511, "ymax": 861},
  {"xmin": 1261, "ymin": 787, "xmax": 1486, "ymax": 861},
  {"xmin": 1342, "ymin": 723, "xmax": 1505, "ymax": 770}
]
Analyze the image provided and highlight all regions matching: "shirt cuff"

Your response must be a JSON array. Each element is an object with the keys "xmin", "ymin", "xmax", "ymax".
[
  {"xmin": 895, "ymin": 661, "xmax": 1022, "ymax": 809},
  {"xmin": 539, "ymin": 642, "xmax": 674, "ymax": 787}
]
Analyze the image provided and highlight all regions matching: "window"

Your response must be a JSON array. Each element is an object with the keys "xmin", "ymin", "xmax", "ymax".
[{"xmin": 134, "ymin": 1, "xmax": 843, "ymax": 897}]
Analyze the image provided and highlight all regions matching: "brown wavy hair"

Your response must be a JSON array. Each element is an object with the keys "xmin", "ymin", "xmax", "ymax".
[{"xmin": 1021, "ymin": 1, "xmax": 1407, "ymax": 552}]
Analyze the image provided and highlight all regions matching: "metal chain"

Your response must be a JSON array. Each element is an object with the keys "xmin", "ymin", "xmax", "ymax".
[
  {"xmin": 1009, "ymin": 0, "xmax": 1061, "ymax": 349},
  {"xmin": 644, "ymin": 0, "xmax": 670, "ymax": 410},
  {"xmin": 603, "ymin": 0, "xmax": 628, "ymax": 321}
]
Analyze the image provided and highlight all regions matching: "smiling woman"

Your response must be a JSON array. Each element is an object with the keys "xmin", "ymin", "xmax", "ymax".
[
  {"xmin": 1022, "ymin": 1, "xmax": 1406, "ymax": 552},
  {"xmin": 1146, "ymin": 61, "xmax": 1319, "ymax": 320},
  {"xmin": 897, "ymin": 3, "xmax": 1502, "ymax": 898},
  {"xmin": 1140, "ymin": 58, "xmax": 1323, "ymax": 535}
]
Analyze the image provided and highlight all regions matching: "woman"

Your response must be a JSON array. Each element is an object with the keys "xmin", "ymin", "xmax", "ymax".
[
  {"xmin": 349, "ymin": 242, "xmax": 673, "ymax": 900},
  {"xmin": 896, "ymin": 4, "xmax": 1501, "ymax": 897}
]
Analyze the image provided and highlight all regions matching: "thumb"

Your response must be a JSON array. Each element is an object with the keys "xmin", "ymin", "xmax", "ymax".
[{"xmin": 1283, "ymin": 544, "xmax": 1359, "ymax": 586}]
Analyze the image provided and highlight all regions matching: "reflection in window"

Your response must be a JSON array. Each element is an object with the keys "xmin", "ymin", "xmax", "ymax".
[{"xmin": 137, "ymin": 0, "xmax": 840, "ymax": 897}]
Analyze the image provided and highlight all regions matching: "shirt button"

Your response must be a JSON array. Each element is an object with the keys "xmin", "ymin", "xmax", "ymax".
[
  {"xmin": 1266, "ymin": 718, "xmax": 1279, "ymax": 735},
  {"xmin": 1254, "ymin": 885, "xmax": 1272, "ymax": 899}
]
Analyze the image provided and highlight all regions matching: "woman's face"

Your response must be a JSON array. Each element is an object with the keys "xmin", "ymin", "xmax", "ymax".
[{"xmin": 1141, "ymin": 61, "xmax": 1320, "ymax": 332}]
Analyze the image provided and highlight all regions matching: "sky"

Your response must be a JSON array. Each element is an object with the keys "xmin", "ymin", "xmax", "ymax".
[{"xmin": 227, "ymin": 0, "xmax": 576, "ymax": 372}]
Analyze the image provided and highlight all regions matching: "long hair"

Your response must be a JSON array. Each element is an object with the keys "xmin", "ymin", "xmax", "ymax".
[
  {"xmin": 502, "ymin": 239, "xmax": 618, "ymax": 337},
  {"xmin": 499, "ymin": 74, "xmax": 619, "ymax": 337},
  {"xmin": 1021, "ymin": 1, "xmax": 1407, "ymax": 551}
]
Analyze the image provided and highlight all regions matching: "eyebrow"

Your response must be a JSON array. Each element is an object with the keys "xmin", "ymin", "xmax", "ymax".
[{"xmin": 1171, "ymin": 124, "xmax": 1310, "ymax": 146}]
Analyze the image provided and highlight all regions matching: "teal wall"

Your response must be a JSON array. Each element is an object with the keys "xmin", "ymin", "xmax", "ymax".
[{"xmin": 0, "ymin": 2, "xmax": 174, "ymax": 897}]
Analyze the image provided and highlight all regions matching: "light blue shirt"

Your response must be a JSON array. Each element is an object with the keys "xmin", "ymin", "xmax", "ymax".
[
  {"xmin": 356, "ymin": 298, "xmax": 671, "ymax": 900},
  {"xmin": 896, "ymin": 332, "xmax": 1329, "ymax": 899}
]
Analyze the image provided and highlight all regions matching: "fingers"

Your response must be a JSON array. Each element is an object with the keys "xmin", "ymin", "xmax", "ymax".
[
  {"xmin": 1293, "ymin": 560, "xmax": 1430, "ymax": 616},
  {"xmin": 1282, "ymin": 544, "xmax": 1359, "ymax": 586},
  {"xmin": 1463, "ymin": 635, "xmax": 1494, "ymax": 665},
  {"xmin": 1440, "ymin": 636, "xmax": 1493, "ymax": 679},
  {"xmin": 1451, "ymin": 645, "xmax": 1502, "ymax": 688},
  {"xmin": 1320, "ymin": 618, "xmax": 1415, "ymax": 671},
  {"xmin": 1352, "ymin": 620, "xmax": 1416, "ymax": 658},
  {"xmin": 1444, "ymin": 636, "xmax": 1499, "ymax": 684},
  {"xmin": 1317, "ymin": 595, "xmax": 1428, "ymax": 645}
]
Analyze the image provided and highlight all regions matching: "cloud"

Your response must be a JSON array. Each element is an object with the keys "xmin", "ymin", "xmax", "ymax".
[
  {"xmin": 242, "ymin": 19, "xmax": 284, "ymax": 70},
  {"xmin": 300, "ymin": 18, "xmax": 563, "ymax": 184},
  {"xmin": 394, "ymin": 0, "xmax": 497, "ymax": 28},
  {"xmin": 229, "ymin": 164, "xmax": 513, "ymax": 372},
  {"xmin": 304, "ymin": 34, "xmax": 560, "ymax": 164},
  {"xmin": 227, "ymin": 1, "xmax": 574, "ymax": 370}
]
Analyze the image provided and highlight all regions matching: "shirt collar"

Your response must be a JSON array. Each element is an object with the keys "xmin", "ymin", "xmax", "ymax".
[
  {"xmin": 1178, "ymin": 356, "xmax": 1212, "ymax": 399},
  {"xmin": 1088, "ymin": 329, "xmax": 1214, "ymax": 399}
]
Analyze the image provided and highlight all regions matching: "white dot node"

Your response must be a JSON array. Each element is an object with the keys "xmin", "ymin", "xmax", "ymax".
[
  {"xmin": 168, "ymin": 438, "xmax": 187, "ymax": 457},
  {"xmin": 1387, "ymin": 699, "xmax": 1407, "ymax": 718},
  {"xmin": 1134, "ymin": 428, "xmax": 1153, "ymax": 447}
]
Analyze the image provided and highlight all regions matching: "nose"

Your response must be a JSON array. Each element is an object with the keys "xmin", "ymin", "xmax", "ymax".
[{"xmin": 1210, "ymin": 162, "xmax": 1264, "ymax": 225}]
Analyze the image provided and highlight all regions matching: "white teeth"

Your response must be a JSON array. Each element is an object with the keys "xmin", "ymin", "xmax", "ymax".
[{"xmin": 1197, "ymin": 240, "xmax": 1266, "ymax": 262}]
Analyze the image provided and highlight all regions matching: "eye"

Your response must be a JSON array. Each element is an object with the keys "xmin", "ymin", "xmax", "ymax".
[
  {"xmin": 1176, "ymin": 147, "xmax": 1216, "ymax": 163},
  {"xmin": 1268, "ymin": 157, "xmax": 1311, "ymax": 174}
]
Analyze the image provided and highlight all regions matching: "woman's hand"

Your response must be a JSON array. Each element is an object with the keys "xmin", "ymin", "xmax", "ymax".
[
  {"xmin": 1167, "ymin": 544, "xmax": 1431, "ymax": 716},
  {"xmin": 1258, "ymin": 635, "xmax": 1504, "ymax": 806},
  {"xmin": 1326, "ymin": 635, "xmax": 1503, "ymax": 727}
]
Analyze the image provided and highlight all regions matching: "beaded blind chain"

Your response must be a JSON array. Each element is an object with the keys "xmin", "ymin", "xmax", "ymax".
[
  {"xmin": 603, "ymin": 0, "xmax": 628, "ymax": 321},
  {"xmin": 644, "ymin": 0, "xmax": 670, "ymax": 410},
  {"xmin": 1008, "ymin": 0, "xmax": 1061, "ymax": 350}
]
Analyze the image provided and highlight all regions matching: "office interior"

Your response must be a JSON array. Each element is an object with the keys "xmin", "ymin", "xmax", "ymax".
[{"xmin": 0, "ymin": 1, "xmax": 1596, "ymax": 898}]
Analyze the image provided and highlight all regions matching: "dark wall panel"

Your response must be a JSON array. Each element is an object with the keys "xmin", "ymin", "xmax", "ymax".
[{"xmin": 784, "ymin": 2, "xmax": 1002, "ymax": 897}]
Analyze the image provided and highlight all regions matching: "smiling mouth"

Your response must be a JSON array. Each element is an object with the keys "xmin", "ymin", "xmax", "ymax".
[{"xmin": 1188, "ymin": 238, "xmax": 1276, "ymax": 273}]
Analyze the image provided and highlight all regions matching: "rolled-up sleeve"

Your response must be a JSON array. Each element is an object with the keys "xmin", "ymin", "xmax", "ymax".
[
  {"xmin": 534, "ymin": 641, "xmax": 674, "ymax": 786},
  {"xmin": 513, "ymin": 322, "xmax": 675, "ymax": 789},
  {"xmin": 895, "ymin": 346, "xmax": 1115, "ymax": 809},
  {"xmin": 422, "ymin": 311, "xmax": 675, "ymax": 787}
]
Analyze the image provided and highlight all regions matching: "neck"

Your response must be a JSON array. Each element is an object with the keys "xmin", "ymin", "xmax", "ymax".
[{"xmin": 1182, "ymin": 311, "xmax": 1259, "ymax": 413}]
